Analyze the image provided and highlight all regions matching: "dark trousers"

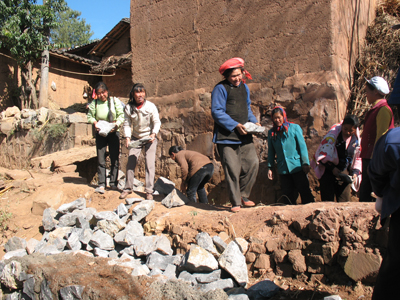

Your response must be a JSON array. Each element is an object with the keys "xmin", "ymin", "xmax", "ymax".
[
  {"xmin": 95, "ymin": 131, "xmax": 120, "ymax": 187},
  {"xmin": 186, "ymin": 163, "xmax": 214, "ymax": 204},
  {"xmin": 218, "ymin": 143, "xmax": 259, "ymax": 206},
  {"xmin": 359, "ymin": 158, "xmax": 374, "ymax": 202},
  {"xmin": 319, "ymin": 169, "xmax": 351, "ymax": 202},
  {"xmin": 279, "ymin": 170, "xmax": 314, "ymax": 204},
  {"xmin": 372, "ymin": 209, "xmax": 400, "ymax": 300}
]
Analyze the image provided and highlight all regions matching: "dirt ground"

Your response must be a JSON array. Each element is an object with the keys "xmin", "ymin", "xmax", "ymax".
[{"xmin": 0, "ymin": 167, "xmax": 375, "ymax": 300}]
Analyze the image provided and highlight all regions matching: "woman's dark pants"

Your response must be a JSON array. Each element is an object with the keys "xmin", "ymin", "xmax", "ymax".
[{"xmin": 95, "ymin": 131, "xmax": 120, "ymax": 188}]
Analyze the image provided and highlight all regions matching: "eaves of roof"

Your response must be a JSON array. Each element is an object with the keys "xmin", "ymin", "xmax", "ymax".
[
  {"xmin": 89, "ymin": 18, "xmax": 130, "ymax": 57},
  {"xmin": 50, "ymin": 50, "xmax": 100, "ymax": 66}
]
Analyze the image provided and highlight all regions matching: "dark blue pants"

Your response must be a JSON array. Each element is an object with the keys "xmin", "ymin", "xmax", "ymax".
[
  {"xmin": 95, "ymin": 131, "xmax": 120, "ymax": 188},
  {"xmin": 372, "ymin": 209, "xmax": 400, "ymax": 300},
  {"xmin": 279, "ymin": 170, "xmax": 314, "ymax": 204},
  {"xmin": 186, "ymin": 163, "xmax": 214, "ymax": 204},
  {"xmin": 360, "ymin": 158, "xmax": 374, "ymax": 202}
]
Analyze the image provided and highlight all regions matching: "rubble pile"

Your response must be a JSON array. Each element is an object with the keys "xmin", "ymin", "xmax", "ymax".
[{"xmin": 0, "ymin": 196, "xmax": 281, "ymax": 300}]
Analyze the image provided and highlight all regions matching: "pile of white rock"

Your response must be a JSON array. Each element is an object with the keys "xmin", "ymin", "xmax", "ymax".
[{"xmin": 0, "ymin": 197, "xmax": 280, "ymax": 300}]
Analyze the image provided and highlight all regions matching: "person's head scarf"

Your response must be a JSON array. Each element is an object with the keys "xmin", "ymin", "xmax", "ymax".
[
  {"xmin": 271, "ymin": 106, "xmax": 292, "ymax": 139},
  {"xmin": 219, "ymin": 57, "xmax": 252, "ymax": 82}
]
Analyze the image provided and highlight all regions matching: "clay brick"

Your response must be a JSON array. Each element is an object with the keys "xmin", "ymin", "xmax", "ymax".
[{"xmin": 254, "ymin": 254, "xmax": 271, "ymax": 270}]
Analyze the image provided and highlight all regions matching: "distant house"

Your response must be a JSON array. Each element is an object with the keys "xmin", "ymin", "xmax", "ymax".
[{"xmin": 0, "ymin": 18, "xmax": 132, "ymax": 111}]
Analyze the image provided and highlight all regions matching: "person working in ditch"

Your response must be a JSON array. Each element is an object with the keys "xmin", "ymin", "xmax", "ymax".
[
  {"xmin": 369, "ymin": 127, "xmax": 400, "ymax": 300},
  {"xmin": 169, "ymin": 146, "xmax": 214, "ymax": 204},
  {"xmin": 211, "ymin": 57, "xmax": 259, "ymax": 212}
]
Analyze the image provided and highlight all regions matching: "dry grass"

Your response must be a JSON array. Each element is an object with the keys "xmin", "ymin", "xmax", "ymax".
[{"xmin": 348, "ymin": 0, "xmax": 400, "ymax": 122}]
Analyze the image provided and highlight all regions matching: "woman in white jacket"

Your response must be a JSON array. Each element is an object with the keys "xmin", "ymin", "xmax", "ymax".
[{"xmin": 119, "ymin": 83, "xmax": 161, "ymax": 200}]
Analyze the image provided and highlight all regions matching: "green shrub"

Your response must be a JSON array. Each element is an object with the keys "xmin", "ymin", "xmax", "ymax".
[
  {"xmin": 0, "ymin": 208, "xmax": 12, "ymax": 231},
  {"xmin": 45, "ymin": 123, "xmax": 68, "ymax": 138}
]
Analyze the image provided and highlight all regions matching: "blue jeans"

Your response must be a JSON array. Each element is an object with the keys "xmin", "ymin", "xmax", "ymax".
[{"xmin": 186, "ymin": 163, "xmax": 214, "ymax": 203}]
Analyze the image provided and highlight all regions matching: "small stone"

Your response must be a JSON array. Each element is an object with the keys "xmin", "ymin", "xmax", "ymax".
[
  {"xmin": 59, "ymin": 285, "xmax": 85, "ymax": 300},
  {"xmin": 194, "ymin": 269, "xmax": 221, "ymax": 283},
  {"xmin": 218, "ymin": 242, "xmax": 248, "ymax": 286},
  {"xmin": 234, "ymin": 238, "xmax": 249, "ymax": 254},
  {"xmin": 90, "ymin": 230, "xmax": 115, "ymax": 251},
  {"xmin": 131, "ymin": 200, "xmax": 155, "ymax": 222},
  {"xmin": 57, "ymin": 198, "xmax": 86, "ymax": 214},
  {"xmin": 4, "ymin": 237, "xmax": 27, "ymax": 253}
]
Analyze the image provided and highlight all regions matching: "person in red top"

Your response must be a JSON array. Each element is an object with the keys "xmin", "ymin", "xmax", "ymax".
[{"xmin": 359, "ymin": 76, "xmax": 394, "ymax": 202}]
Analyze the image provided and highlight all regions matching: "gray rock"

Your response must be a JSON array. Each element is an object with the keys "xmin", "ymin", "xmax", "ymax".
[
  {"xmin": 26, "ymin": 238, "xmax": 39, "ymax": 255},
  {"xmin": 57, "ymin": 198, "xmax": 86, "ymax": 214},
  {"xmin": 48, "ymin": 237, "xmax": 67, "ymax": 251},
  {"xmin": 5, "ymin": 237, "xmax": 27, "ymax": 253},
  {"xmin": 40, "ymin": 278, "xmax": 54, "ymax": 300},
  {"xmin": 132, "ymin": 236, "xmax": 158, "ymax": 256},
  {"xmin": 161, "ymin": 189, "xmax": 188, "ymax": 208},
  {"xmin": 155, "ymin": 235, "xmax": 173, "ymax": 256},
  {"xmin": 247, "ymin": 279, "xmax": 280, "ymax": 299},
  {"xmin": 212, "ymin": 235, "xmax": 227, "ymax": 253},
  {"xmin": 194, "ymin": 269, "xmax": 221, "ymax": 283},
  {"xmin": 196, "ymin": 232, "xmax": 218, "ymax": 257},
  {"xmin": 59, "ymin": 285, "xmax": 85, "ymax": 300},
  {"xmin": 228, "ymin": 294, "xmax": 250, "ymax": 300},
  {"xmin": 37, "ymin": 244, "xmax": 62, "ymax": 256},
  {"xmin": 114, "ymin": 220, "xmax": 144, "ymax": 246},
  {"xmin": 3, "ymin": 249, "xmax": 27, "ymax": 260},
  {"xmin": 126, "ymin": 198, "xmax": 143, "ymax": 205},
  {"xmin": 94, "ymin": 211, "xmax": 119, "ymax": 222},
  {"xmin": 219, "ymin": 242, "xmax": 248, "ymax": 286},
  {"xmin": 73, "ymin": 207, "xmax": 97, "ymax": 221},
  {"xmin": 94, "ymin": 248, "xmax": 109, "ymax": 258},
  {"xmin": 79, "ymin": 229, "xmax": 93, "ymax": 245},
  {"xmin": 108, "ymin": 250, "xmax": 119, "ymax": 259},
  {"xmin": 131, "ymin": 200, "xmax": 155, "ymax": 222},
  {"xmin": 234, "ymin": 238, "xmax": 249, "ymax": 254},
  {"xmin": 58, "ymin": 213, "xmax": 78, "ymax": 227},
  {"xmin": 154, "ymin": 177, "xmax": 175, "ymax": 195},
  {"xmin": 131, "ymin": 264, "xmax": 150, "ymax": 276},
  {"xmin": 177, "ymin": 271, "xmax": 197, "ymax": 285},
  {"xmin": 1, "ymin": 261, "xmax": 22, "ymax": 289},
  {"xmin": 180, "ymin": 245, "xmax": 219, "ymax": 273},
  {"xmin": 198, "ymin": 278, "xmax": 234, "ymax": 292},
  {"xmin": 90, "ymin": 230, "xmax": 115, "ymax": 251},
  {"xmin": 76, "ymin": 217, "xmax": 90, "ymax": 230},
  {"xmin": 121, "ymin": 245, "xmax": 135, "ymax": 256},
  {"xmin": 66, "ymin": 232, "xmax": 81, "ymax": 251},
  {"xmin": 23, "ymin": 276, "xmax": 35, "ymax": 300},
  {"xmin": 163, "ymin": 264, "xmax": 177, "ymax": 279},
  {"xmin": 5, "ymin": 292, "xmax": 21, "ymax": 300},
  {"xmin": 117, "ymin": 203, "xmax": 128, "ymax": 218},
  {"xmin": 148, "ymin": 268, "xmax": 163, "ymax": 276},
  {"xmin": 97, "ymin": 218, "xmax": 126, "ymax": 237},
  {"xmin": 48, "ymin": 227, "xmax": 72, "ymax": 241},
  {"xmin": 42, "ymin": 208, "xmax": 58, "ymax": 231},
  {"xmin": 324, "ymin": 296, "xmax": 342, "ymax": 300},
  {"xmin": 146, "ymin": 252, "xmax": 182, "ymax": 270}
]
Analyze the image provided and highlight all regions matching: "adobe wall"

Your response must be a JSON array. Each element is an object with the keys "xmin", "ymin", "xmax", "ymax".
[
  {"xmin": 127, "ymin": 0, "xmax": 378, "ymax": 204},
  {"xmin": 46, "ymin": 57, "xmax": 98, "ymax": 109}
]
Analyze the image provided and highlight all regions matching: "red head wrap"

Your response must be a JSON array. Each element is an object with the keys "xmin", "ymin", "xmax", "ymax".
[{"xmin": 219, "ymin": 57, "xmax": 252, "ymax": 81}]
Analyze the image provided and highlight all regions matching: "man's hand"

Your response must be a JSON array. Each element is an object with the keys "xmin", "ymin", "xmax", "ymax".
[
  {"xmin": 302, "ymin": 165, "xmax": 310, "ymax": 174},
  {"xmin": 125, "ymin": 137, "xmax": 131, "ymax": 148},
  {"xmin": 236, "ymin": 123, "xmax": 247, "ymax": 135},
  {"xmin": 148, "ymin": 133, "xmax": 156, "ymax": 143},
  {"xmin": 268, "ymin": 169, "xmax": 274, "ymax": 180}
]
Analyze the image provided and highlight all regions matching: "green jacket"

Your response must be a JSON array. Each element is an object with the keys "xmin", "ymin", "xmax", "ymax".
[
  {"xmin": 87, "ymin": 97, "xmax": 124, "ymax": 127},
  {"xmin": 267, "ymin": 124, "xmax": 310, "ymax": 174}
]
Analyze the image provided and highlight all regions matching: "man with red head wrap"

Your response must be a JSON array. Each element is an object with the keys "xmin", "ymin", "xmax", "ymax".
[{"xmin": 211, "ymin": 57, "xmax": 259, "ymax": 212}]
